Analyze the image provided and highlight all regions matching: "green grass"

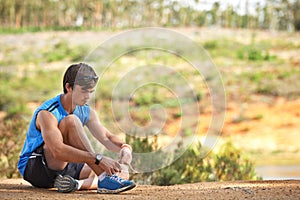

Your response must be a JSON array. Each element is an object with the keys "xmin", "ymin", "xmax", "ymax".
[
  {"xmin": 43, "ymin": 40, "xmax": 90, "ymax": 62},
  {"xmin": 0, "ymin": 26, "xmax": 94, "ymax": 35}
]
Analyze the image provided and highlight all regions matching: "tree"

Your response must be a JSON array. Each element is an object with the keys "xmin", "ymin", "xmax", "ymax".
[
  {"xmin": 262, "ymin": 2, "xmax": 271, "ymax": 29},
  {"xmin": 241, "ymin": 0, "xmax": 249, "ymax": 28},
  {"xmin": 0, "ymin": 0, "xmax": 298, "ymax": 31},
  {"xmin": 275, "ymin": 0, "xmax": 293, "ymax": 31},
  {"xmin": 255, "ymin": 2, "xmax": 262, "ymax": 29},
  {"xmin": 294, "ymin": 0, "xmax": 300, "ymax": 31},
  {"xmin": 210, "ymin": 2, "xmax": 220, "ymax": 26},
  {"xmin": 14, "ymin": 0, "xmax": 23, "ymax": 28}
]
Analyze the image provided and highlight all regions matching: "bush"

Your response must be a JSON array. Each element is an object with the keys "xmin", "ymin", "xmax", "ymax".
[
  {"xmin": 237, "ymin": 45, "xmax": 276, "ymax": 61},
  {"xmin": 0, "ymin": 116, "xmax": 28, "ymax": 178},
  {"xmin": 214, "ymin": 141, "xmax": 261, "ymax": 181},
  {"xmin": 43, "ymin": 40, "xmax": 89, "ymax": 62},
  {"xmin": 44, "ymin": 40, "xmax": 70, "ymax": 62},
  {"xmin": 203, "ymin": 40, "xmax": 219, "ymax": 50},
  {"xmin": 248, "ymin": 47, "xmax": 263, "ymax": 61},
  {"xmin": 128, "ymin": 135, "xmax": 261, "ymax": 185},
  {"xmin": 150, "ymin": 143, "xmax": 214, "ymax": 185}
]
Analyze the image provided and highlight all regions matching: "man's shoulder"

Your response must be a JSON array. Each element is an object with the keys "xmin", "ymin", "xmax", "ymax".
[
  {"xmin": 38, "ymin": 94, "xmax": 61, "ymax": 110},
  {"xmin": 36, "ymin": 109, "xmax": 57, "ymax": 122}
]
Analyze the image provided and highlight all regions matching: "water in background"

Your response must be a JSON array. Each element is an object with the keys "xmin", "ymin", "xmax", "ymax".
[{"xmin": 255, "ymin": 165, "xmax": 300, "ymax": 180}]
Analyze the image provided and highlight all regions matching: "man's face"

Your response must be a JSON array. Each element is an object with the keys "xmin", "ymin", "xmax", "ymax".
[{"xmin": 71, "ymin": 85, "xmax": 95, "ymax": 106}]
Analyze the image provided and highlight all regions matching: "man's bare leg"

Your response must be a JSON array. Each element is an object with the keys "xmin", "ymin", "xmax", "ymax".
[
  {"xmin": 77, "ymin": 164, "xmax": 98, "ymax": 190},
  {"xmin": 43, "ymin": 114, "xmax": 133, "ymax": 192},
  {"xmin": 43, "ymin": 114, "xmax": 104, "ymax": 189}
]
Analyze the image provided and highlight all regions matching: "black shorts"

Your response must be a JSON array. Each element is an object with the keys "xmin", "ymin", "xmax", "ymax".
[{"xmin": 23, "ymin": 144, "xmax": 84, "ymax": 188}]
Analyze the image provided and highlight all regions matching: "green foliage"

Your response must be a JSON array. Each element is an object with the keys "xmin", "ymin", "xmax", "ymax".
[
  {"xmin": 7, "ymin": 103, "xmax": 30, "ymax": 118},
  {"xmin": 151, "ymin": 143, "xmax": 214, "ymax": 185},
  {"xmin": 247, "ymin": 47, "xmax": 263, "ymax": 61},
  {"xmin": 128, "ymin": 136, "xmax": 261, "ymax": 185},
  {"xmin": 69, "ymin": 45, "xmax": 90, "ymax": 62},
  {"xmin": 126, "ymin": 133, "xmax": 158, "ymax": 154},
  {"xmin": 133, "ymin": 87, "xmax": 164, "ymax": 106},
  {"xmin": 44, "ymin": 41, "xmax": 69, "ymax": 62},
  {"xmin": 237, "ymin": 45, "xmax": 276, "ymax": 61},
  {"xmin": 0, "ymin": 75, "xmax": 30, "ymax": 117},
  {"xmin": 0, "ymin": 83, "xmax": 16, "ymax": 112},
  {"xmin": 203, "ymin": 40, "xmax": 219, "ymax": 50},
  {"xmin": 0, "ymin": 116, "xmax": 28, "ymax": 178},
  {"xmin": 214, "ymin": 141, "xmax": 261, "ymax": 181},
  {"xmin": 201, "ymin": 38, "xmax": 240, "ymax": 59},
  {"xmin": 152, "ymin": 168, "xmax": 183, "ymax": 185},
  {"xmin": 134, "ymin": 93, "xmax": 155, "ymax": 106},
  {"xmin": 239, "ymin": 68, "xmax": 300, "ymax": 98},
  {"xmin": 126, "ymin": 134, "xmax": 174, "ymax": 175},
  {"xmin": 0, "ymin": 0, "xmax": 297, "ymax": 31},
  {"xmin": 248, "ymin": 72, "xmax": 265, "ymax": 83},
  {"xmin": 43, "ymin": 40, "xmax": 89, "ymax": 62},
  {"xmin": 0, "ymin": 68, "xmax": 63, "ymax": 119}
]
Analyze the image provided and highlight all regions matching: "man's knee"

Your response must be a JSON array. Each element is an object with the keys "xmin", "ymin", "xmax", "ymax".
[{"xmin": 59, "ymin": 114, "xmax": 82, "ymax": 132}]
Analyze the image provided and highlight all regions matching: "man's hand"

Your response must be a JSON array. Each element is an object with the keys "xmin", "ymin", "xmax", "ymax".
[
  {"xmin": 98, "ymin": 156, "xmax": 122, "ymax": 176},
  {"xmin": 118, "ymin": 145, "xmax": 132, "ymax": 165}
]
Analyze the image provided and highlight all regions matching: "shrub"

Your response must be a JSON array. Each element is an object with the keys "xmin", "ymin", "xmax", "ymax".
[
  {"xmin": 0, "ymin": 116, "xmax": 28, "ymax": 178},
  {"xmin": 203, "ymin": 40, "xmax": 219, "ymax": 50},
  {"xmin": 44, "ymin": 40, "xmax": 70, "ymax": 62},
  {"xmin": 150, "ymin": 142, "xmax": 215, "ymax": 185},
  {"xmin": 43, "ymin": 40, "xmax": 89, "ymax": 62},
  {"xmin": 214, "ymin": 141, "xmax": 261, "ymax": 181},
  {"xmin": 248, "ymin": 47, "xmax": 263, "ymax": 61},
  {"xmin": 128, "ymin": 135, "xmax": 261, "ymax": 185},
  {"xmin": 237, "ymin": 45, "xmax": 276, "ymax": 62}
]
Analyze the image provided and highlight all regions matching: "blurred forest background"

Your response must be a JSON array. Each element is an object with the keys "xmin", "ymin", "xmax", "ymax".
[
  {"xmin": 0, "ymin": 0, "xmax": 300, "ymax": 31},
  {"xmin": 0, "ymin": 0, "xmax": 300, "ymax": 184}
]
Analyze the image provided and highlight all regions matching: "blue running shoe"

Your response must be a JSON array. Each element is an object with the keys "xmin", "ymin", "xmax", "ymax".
[{"xmin": 97, "ymin": 174, "xmax": 136, "ymax": 194}]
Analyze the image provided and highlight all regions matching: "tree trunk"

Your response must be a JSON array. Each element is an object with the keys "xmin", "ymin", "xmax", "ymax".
[{"xmin": 294, "ymin": 0, "xmax": 300, "ymax": 31}]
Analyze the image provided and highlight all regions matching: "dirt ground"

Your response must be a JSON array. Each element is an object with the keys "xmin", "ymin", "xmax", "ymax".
[{"xmin": 0, "ymin": 178, "xmax": 299, "ymax": 200}]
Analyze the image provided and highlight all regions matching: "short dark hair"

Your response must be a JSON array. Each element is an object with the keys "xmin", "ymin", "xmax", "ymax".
[{"xmin": 63, "ymin": 63, "xmax": 98, "ymax": 94}]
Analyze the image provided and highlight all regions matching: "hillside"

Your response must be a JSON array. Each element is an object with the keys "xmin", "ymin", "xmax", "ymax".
[{"xmin": 0, "ymin": 27, "xmax": 299, "ymax": 180}]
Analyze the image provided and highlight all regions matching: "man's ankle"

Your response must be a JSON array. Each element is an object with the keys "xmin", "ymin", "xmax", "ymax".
[{"xmin": 98, "ymin": 172, "xmax": 106, "ymax": 182}]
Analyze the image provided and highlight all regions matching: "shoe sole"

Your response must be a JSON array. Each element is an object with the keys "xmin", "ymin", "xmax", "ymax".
[
  {"xmin": 97, "ymin": 183, "xmax": 136, "ymax": 194},
  {"xmin": 54, "ymin": 175, "xmax": 77, "ymax": 193}
]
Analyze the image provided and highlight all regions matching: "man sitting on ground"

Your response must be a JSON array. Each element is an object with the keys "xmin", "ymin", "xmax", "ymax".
[{"xmin": 18, "ymin": 63, "xmax": 136, "ymax": 194}]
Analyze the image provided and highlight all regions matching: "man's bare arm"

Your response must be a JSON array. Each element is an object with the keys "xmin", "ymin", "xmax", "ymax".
[
  {"xmin": 36, "ymin": 110, "xmax": 95, "ymax": 164},
  {"xmin": 86, "ymin": 109, "xmax": 123, "ymax": 152}
]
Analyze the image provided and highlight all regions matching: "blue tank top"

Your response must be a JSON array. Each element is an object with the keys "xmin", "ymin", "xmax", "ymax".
[{"xmin": 17, "ymin": 94, "xmax": 90, "ymax": 176}]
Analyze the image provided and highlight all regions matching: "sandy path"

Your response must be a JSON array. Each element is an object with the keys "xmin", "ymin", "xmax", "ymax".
[{"xmin": 0, "ymin": 179, "xmax": 299, "ymax": 200}]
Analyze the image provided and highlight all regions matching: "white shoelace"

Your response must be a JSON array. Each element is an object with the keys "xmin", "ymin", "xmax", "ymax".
[{"xmin": 111, "ymin": 174, "xmax": 124, "ymax": 183}]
